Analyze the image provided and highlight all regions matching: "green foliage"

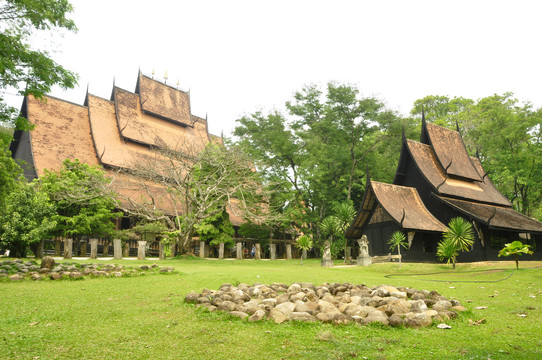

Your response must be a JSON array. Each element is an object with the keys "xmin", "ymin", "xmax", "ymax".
[
  {"xmin": 443, "ymin": 217, "xmax": 475, "ymax": 252},
  {"xmin": 238, "ymin": 222, "xmax": 271, "ymax": 240},
  {"xmin": 0, "ymin": 179, "xmax": 56, "ymax": 257},
  {"xmin": 388, "ymin": 231, "xmax": 408, "ymax": 267},
  {"xmin": 295, "ymin": 234, "xmax": 313, "ymax": 265},
  {"xmin": 498, "ymin": 240, "xmax": 533, "ymax": 269},
  {"xmin": 0, "ymin": 0, "xmax": 78, "ymax": 134},
  {"xmin": 0, "ymin": 144, "xmax": 21, "ymax": 209},
  {"xmin": 234, "ymin": 83, "xmax": 403, "ymax": 244},
  {"xmin": 195, "ymin": 209, "xmax": 234, "ymax": 246},
  {"xmin": 436, "ymin": 238, "xmax": 459, "ymax": 269},
  {"xmin": 39, "ymin": 159, "xmax": 120, "ymax": 238}
]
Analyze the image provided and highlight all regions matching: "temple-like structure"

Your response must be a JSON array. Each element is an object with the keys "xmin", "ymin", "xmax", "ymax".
[
  {"xmin": 10, "ymin": 72, "xmax": 242, "ymax": 227},
  {"xmin": 347, "ymin": 119, "xmax": 542, "ymax": 261}
]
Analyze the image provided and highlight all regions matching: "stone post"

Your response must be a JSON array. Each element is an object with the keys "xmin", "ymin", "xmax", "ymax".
[
  {"xmin": 90, "ymin": 238, "xmax": 98, "ymax": 259},
  {"xmin": 63, "ymin": 238, "xmax": 73, "ymax": 259},
  {"xmin": 123, "ymin": 241, "xmax": 130, "ymax": 257},
  {"xmin": 255, "ymin": 243, "xmax": 261, "ymax": 260},
  {"xmin": 269, "ymin": 243, "xmax": 276, "ymax": 260},
  {"xmin": 286, "ymin": 244, "xmax": 292, "ymax": 260},
  {"xmin": 113, "ymin": 239, "xmax": 122, "ymax": 260},
  {"xmin": 102, "ymin": 240, "xmax": 110, "ymax": 256},
  {"xmin": 345, "ymin": 246, "xmax": 351, "ymax": 263},
  {"xmin": 137, "ymin": 241, "xmax": 146, "ymax": 260},
  {"xmin": 302, "ymin": 248, "xmax": 307, "ymax": 260},
  {"xmin": 236, "ymin": 242, "xmax": 243, "ymax": 260},
  {"xmin": 170, "ymin": 243, "xmax": 176, "ymax": 257},
  {"xmin": 199, "ymin": 241, "xmax": 205, "ymax": 258},
  {"xmin": 54, "ymin": 238, "xmax": 61, "ymax": 256},
  {"xmin": 159, "ymin": 241, "xmax": 166, "ymax": 260},
  {"xmin": 321, "ymin": 240, "xmax": 333, "ymax": 267},
  {"xmin": 79, "ymin": 240, "xmax": 87, "ymax": 257},
  {"xmin": 218, "ymin": 242, "xmax": 225, "ymax": 259}
]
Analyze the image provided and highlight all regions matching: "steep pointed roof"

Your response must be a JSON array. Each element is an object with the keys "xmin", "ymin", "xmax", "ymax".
[
  {"xmin": 347, "ymin": 180, "xmax": 447, "ymax": 238},
  {"xmin": 421, "ymin": 119, "xmax": 482, "ymax": 181}
]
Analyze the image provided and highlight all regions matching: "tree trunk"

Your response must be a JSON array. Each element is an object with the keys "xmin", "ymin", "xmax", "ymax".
[
  {"xmin": 398, "ymin": 247, "xmax": 402, "ymax": 268},
  {"xmin": 515, "ymin": 256, "xmax": 519, "ymax": 269}
]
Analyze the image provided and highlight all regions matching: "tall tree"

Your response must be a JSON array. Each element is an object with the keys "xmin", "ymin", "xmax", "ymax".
[
  {"xmin": 235, "ymin": 82, "xmax": 402, "ymax": 241},
  {"xmin": 0, "ymin": 0, "xmax": 78, "ymax": 144}
]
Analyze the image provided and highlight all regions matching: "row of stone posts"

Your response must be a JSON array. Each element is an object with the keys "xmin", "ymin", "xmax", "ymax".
[
  {"xmin": 197, "ymin": 241, "xmax": 295, "ymax": 260},
  {"xmin": 57, "ymin": 238, "xmax": 150, "ymax": 261}
]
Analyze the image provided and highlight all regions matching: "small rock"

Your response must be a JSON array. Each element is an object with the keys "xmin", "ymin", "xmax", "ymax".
[
  {"xmin": 437, "ymin": 323, "xmax": 451, "ymax": 329},
  {"xmin": 9, "ymin": 274, "xmax": 23, "ymax": 281},
  {"xmin": 230, "ymin": 311, "xmax": 249, "ymax": 319},
  {"xmin": 248, "ymin": 309, "xmax": 266, "ymax": 322},
  {"xmin": 49, "ymin": 272, "xmax": 62, "ymax": 280}
]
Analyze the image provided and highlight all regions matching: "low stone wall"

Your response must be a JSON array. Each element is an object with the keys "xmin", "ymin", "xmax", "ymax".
[{"xmin": 185, "ymin": 282, "xmax": 467, "ymax": 327}]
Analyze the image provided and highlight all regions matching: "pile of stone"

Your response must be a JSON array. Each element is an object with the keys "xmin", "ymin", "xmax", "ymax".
[
  {"xmin": 185, "ymin": 282, "xmax": 467, "ymax": 327},
  {"xmin": 0, "ymin": 257, "xmax": 174, "ymax": 281}
]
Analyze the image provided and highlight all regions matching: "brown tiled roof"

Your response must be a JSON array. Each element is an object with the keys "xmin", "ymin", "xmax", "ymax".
[
  {"xmin": 347, "ymin": 181, "xmax": 447, "ymax": 238},
  {"xmin": 423, "ymin": 122, "xmax": 481, "ymax": 181},
  {"xmin": 437, "ymin": 196, "xmax": 542, "ymax": 233},
  {"xmin": 136, "ymin": 72, "xmax": 192, "ymax": 126},
  {"xmin": 406, "ymin": 140, "xmax": 511, "ymax": 206},
  {"xmin": 25, "ymin": 96, "xmax": 99, "ymax": 176}
]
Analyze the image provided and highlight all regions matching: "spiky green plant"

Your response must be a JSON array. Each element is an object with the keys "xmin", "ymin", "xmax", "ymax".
[
  {"xmin": 443, "ymin": 217, "xmax": 475, "ymax": 252},
  {"xmin": 498, "ymin": 241, "xmax": 533, "ymax": 269},
  {"xmin": 436, "ymin": 238, "xmax": 459, "ymax": 269},
  {"xmin": 295, "ymin": 235, "xmax": 313, "ymax": 265},
  {"xmin": 388, "ymin": 231, "xmax": 408, "ymax": 267}
]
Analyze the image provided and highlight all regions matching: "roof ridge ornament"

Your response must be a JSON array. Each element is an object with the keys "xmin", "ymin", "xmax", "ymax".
[
  {"xmin": 487, "ymin": 207, "xmax": 497, "ymax": 226},
  {"xmin": 436, "ymin": 159, "xmax": 453, "ymax": 191}
]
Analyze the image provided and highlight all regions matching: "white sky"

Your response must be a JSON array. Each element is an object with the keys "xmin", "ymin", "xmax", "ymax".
[{"xmin": 28, "ymin": 0, "xmax": 542, "ymax": 136}]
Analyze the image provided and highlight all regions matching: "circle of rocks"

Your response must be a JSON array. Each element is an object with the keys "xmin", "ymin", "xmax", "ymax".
[
  {"xmin": 185, "ymin": 282, "xmax": 467, "ymax": 327},
  {"xmin": 0, "ymin": 256, "xmax": 175, "ymax": 281}
]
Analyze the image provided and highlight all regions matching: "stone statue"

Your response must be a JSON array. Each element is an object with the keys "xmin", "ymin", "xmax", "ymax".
[
  {"xmin": 323, "ymin": 240, "xmax": 331, "ymax": 260},
  {"xmin": 357, "ymin": 234, "xmax": 371, "ymax": 267},
  {"xmin": 357, "ymin": 235, "xmax": 369, "ymax": 255},
  {"xmin": 321, "ymin": 240, "xmax": 333, "ymax": 267}
]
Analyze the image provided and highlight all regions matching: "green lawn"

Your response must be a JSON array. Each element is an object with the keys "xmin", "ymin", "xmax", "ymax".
[{"xmin": 1, "ymin": 258, "xmax": 541, "ymax": 359}]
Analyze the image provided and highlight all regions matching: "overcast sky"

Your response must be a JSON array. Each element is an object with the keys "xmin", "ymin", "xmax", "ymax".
[{"xmin": 32, "ymin": 0, "xmax": 542, "ymax": 137}]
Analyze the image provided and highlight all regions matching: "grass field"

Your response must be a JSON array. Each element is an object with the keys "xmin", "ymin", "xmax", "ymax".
[{"xmin": 1, "ymin": 258, "xmax": 541, "ymax": 360}]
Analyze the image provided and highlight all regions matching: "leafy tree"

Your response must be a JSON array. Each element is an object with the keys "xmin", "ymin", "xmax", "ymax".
[
  {"xmin": 388, "ymin": 231, "xmax": 408, "ymax": 268},
  {"xmin": 333, "ymin": 201, "xmax": 356, "ymax": 262},
  {"xmin": 196, "ymin": 209, "xmax": 235, "ymax": 247},
  {"xmin": 319, "ymin": 215, "xmax": 341, "ymax": 259},
  {"xmin": 436, "ymin": 238, "xmax": 459, "ymax": 269},
  {"xmin": 234, "ymin": 83, "xmax": 402, "ymax": 244},
  {"xmin": 498, "ymin": 241, "xmax": 533, "ymax": 269},
  {"xmin": 295, "ymin": 235, "xmax": 312, "ymax": 265},
  {"xmin": 39, "ymin": 159, "xmax": 120, "ymax": 240},
  {"xmin": 0, "ymin": 143, "xmax": 21, "ymax": 210},
  {"xmin": 116, "ymin": 143, "xmax": 276, "ymax": 253},
  {"xmin": 0, "ymin": 0, "xmax": 78, "ymax": 142},
  {"xmin": 0, "ymin": 179, "xmax": 56, "ymax": 257},
  {"xmin": 443, "ymin": 217, "xmax": 475, "ymax": 253}
]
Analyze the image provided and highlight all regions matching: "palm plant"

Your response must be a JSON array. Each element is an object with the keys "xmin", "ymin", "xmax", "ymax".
[
  {"xmin": 334, "ymin": 202, "xmax": 356, "ymax": 263},
  {"xmin": 443, "ymin": 217, "xmax": 475, "ymax": 252},
  {"xmin": 438, "ymin": 217, "xmax": 475, "ymax": 268},
  {"xmin": 388, "ymin": 231, "xmax": 408, "ymax": 267},
  {"xmin": 498, "ymin": 241, "xmax": 533, "ymax": 269},
  {"xmin": 319, "ymin": 215, "xmax": 341, "ymax": 258},
  {"xmin": 436, "ymin": 238, "xmax": 459, "ymax": 269},
  {"xmin": 295, "ymin": 235, "xmax": 313, "ymax": 265}
]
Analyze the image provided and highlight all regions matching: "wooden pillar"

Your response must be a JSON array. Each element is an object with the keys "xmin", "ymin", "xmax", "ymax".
[
  {"xmin": 199, "ymin": 241, "xmax": 205, "ymax": 258},
  {"xmin": 159, "ymin": 241, "xmax": 166, "ymax": 260},
  {"xmin": 113, "ymin": 239, "xmax": 122, "ymax": 260},
  {"xmin": 55, "ymin": 238, "xmax": 61, "ymax": 256},
  {"xmin": 79, "ymin": 240, "xmax": 87, "ymax": 257},
  {"xmin": 170, "ymin": 243, "xmax": 176, "ymax": 257},
  {"xmin": 90, "ymin": 238, "xmax": 98, "ymax": 259},
  {"xmin": 218, "ymin": 242, "xmax": 225, "ymax": 259},
  {"xmin": 302, "ymin": 248, "xmax": 307, "ymax": 260},
  {"xmin": 137, "ymin": 241, "xmax": 146, "ymax": 260},
  {"xmin": 63, "ymin": 238, "xmax": 73, "ymax": 259},
  {"xmin": 236, "ymin": 242, "xmax": 243, "ymax": 260},
  {"xmin": 102, "ymin": 240, "xmax": 110, "ymax": 256},
  {"xmin": 255, "ymin": 243, "xmax": 261, "ymax": 260},
  {"xmin": 123, "ymin": 241, "xmax": 130, "ymax": 257},
  {"xmin": 270, "ymin": 243, "xmax": 276, "ymax": 260},
  {"xmin": 286, "ymin": 244, "xmax": 292, "ymax": 260}
]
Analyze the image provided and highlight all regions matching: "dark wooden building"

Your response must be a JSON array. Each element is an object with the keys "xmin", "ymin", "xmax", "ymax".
[{"xmin": 347, "ymin": 119, "xmax": 542, "ymax": 262}]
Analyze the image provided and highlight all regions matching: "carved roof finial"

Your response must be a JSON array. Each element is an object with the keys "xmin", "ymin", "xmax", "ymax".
[
  {"xmin": 163, "ymin": 70, "xmax": 168, "ymax": 84},
  {"xmin": 151, "ymin": 68, "xmax": 155, "ymax": 79}
]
